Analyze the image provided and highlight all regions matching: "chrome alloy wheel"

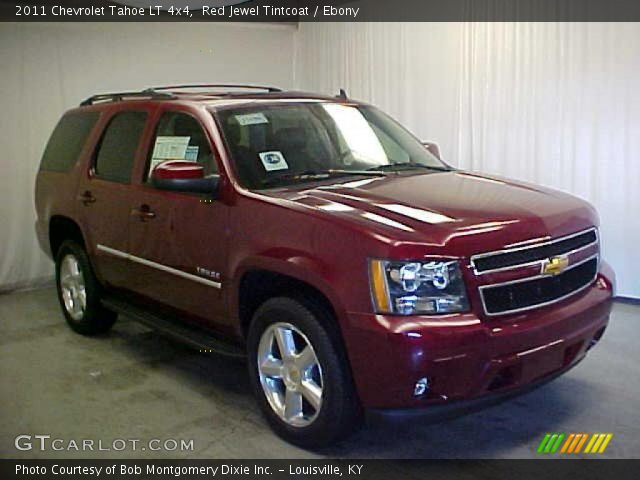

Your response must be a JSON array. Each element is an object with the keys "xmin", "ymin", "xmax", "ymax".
[
  {"xmin": 257, "ymin": 322, "xmax": 324, "ymax": 427},
  {"xmin": 59, "ymin": 254, "xmax": 87, "ymax": 321}
]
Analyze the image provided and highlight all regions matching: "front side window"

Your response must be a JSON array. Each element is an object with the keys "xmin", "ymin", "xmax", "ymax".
[
  {"xmin": 94, "ymin": 111, "xmax": 147, "ymax": 183},
  {"xmin": 146, "ymin": 111, "xmax": 215, "ymax": 180},
  {"xmin": 215, "ymin": 103, "xmax": 448, "ymax": 189}
]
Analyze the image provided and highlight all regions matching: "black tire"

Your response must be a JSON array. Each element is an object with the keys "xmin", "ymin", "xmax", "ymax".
[
  {"xmin": 247, "ymin": 297, "xmax": 361, "ymax": 448},
  {"xmin": 55, "ymin": 240, "xmax": 117, "ymax": 335}
]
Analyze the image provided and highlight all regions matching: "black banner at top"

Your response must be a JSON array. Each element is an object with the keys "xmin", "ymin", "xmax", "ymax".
[{"xmin": 4, "ymin": 0, "xmax": 640, "ymax": 22}]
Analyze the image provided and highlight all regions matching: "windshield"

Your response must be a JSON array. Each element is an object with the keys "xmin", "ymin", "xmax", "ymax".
[{"xmin": 215, "ymin": 102, "xmax": 449, "ymax": 190}]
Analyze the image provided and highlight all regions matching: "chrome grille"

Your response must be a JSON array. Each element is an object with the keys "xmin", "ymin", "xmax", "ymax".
[
  {"xmin": 473, "ymin": 228, "xmax": 599, "ymax": 316},
  {"xmin": 480, "ymin": 256, "xmax": 598, "ymax": 315}
]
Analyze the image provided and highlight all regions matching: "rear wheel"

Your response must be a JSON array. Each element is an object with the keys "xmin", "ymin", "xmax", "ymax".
[
  {"xmin": 247, "ymin": 297, "xmax": 361, "ymax": 448},
  {"xmin": 55, "ymin": 240, "xmax": 116, "ymax": 335}
]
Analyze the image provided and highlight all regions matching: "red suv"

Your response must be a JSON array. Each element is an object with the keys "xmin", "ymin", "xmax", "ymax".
[{"xmin": 35, "ymin": 85, "xmax": 614, "ymax": 447}]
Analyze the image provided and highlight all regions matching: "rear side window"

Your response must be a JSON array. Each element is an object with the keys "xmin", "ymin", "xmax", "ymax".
[
  {"xmin": 40, "ymin": 112, "xmax": 100, "ymax": 172},
  {"xmin": 94, "ymin": 111, "xmax": 147, "ymax": 183}
]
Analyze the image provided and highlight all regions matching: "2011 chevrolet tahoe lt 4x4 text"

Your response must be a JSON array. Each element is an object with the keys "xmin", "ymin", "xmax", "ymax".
[{"xmin": 35, "ymin": 85, "xmax": 614, "ymax": 447}]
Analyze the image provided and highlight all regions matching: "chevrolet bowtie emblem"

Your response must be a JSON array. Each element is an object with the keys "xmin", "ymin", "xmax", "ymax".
[{"xmin": 543, "ymin": 256, "xmax": 569, "ymax": 275}]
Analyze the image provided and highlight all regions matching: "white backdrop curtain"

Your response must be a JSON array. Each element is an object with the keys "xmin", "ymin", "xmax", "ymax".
[
  {"xmin": 0, "ymin": 22, "xmax": 295, "ymax": 292},
  {"xmin": 2, "ymin": 22, "xmax": 639, "ymax": 299},
  {"xmin": 295, "ymin": 22, "xmax": 640, "ymax": 299}
]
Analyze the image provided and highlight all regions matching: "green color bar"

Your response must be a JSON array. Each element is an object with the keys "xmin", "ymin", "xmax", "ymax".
[
  {"xmin": 550, "ymin": 433, "xmax": 565, "ymax": 453},
  {"xmin": 544, "ymin": 434, "xmax": 559, "ymax": 453},
  {"xmin": 538, "ymin": 434, "xmax": 552, "ymax": 453}
]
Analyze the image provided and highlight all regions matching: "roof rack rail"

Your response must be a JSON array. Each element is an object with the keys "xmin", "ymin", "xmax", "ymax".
[
  {"xmin": 80, "ymin": 90, "xmax": 176, "ymax": 106},
  {"xmin": 79, "ymin": 84, "xmax": 283, "ymax": 106},
  {"xmin": 148, "ymin": 84, "xmax": 283, "ymax": 93}
]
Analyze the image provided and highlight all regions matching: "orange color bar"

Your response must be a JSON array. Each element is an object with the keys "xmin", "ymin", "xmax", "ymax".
[
  {"xmin": 560, "ymin": 434, "xmax": 575, "ymax": 453},
  {"xmin": 567, "ymin": 434, "xmax": 582, "ymax": 453},
  {"xmin": 574, "ymin": 433, "xmax": 589, "ymax": 453}
]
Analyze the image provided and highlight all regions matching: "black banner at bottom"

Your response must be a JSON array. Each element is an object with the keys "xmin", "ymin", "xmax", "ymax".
[{"xmin": 2, "ymin": 459, "xmax": 640, "ymax": 480}]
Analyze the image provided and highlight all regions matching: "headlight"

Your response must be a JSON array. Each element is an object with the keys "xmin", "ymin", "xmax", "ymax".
[{"xmin": 369, "ymin": 259, "xmax": 469, "ymax": 315}]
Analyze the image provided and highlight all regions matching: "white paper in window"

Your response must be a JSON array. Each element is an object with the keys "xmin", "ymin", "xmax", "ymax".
[
  {"xmin": 235, "ymin": 112, "xmax": 269, "ymax": 126},
  {"xmin": 184, "ymin": 146, "xmax": 199, "ymax": 161},
  {"xmin": 149, "ymin": 136, "xmax": 191, "ymax": 175}
]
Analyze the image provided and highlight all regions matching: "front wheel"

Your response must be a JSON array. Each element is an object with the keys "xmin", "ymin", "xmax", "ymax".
[
  {"xmin": 55, "ymin": 240, "xmax": 117, "ymax": 335},
  {"xmin": 247, "ymin": 297, "xmax": 361, "ymax": 448}
]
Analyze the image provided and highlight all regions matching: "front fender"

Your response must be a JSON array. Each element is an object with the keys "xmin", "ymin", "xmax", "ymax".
[{"xmin": 229, "ymin": 249, "xmax": 348, "ymax": 329}]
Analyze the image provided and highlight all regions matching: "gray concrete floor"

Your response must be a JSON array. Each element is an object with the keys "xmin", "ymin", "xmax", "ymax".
[{"xmin": 1, "ymin": 286, "xmax": 638, "ymax": 459}]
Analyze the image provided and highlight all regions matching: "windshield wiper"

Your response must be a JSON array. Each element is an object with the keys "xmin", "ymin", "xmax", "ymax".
[
  {"xmin": 261, "ymin": 169, "xmax": 388, "ymax": 188},
  {"xmin": 327, "ymin": 169, "xmax": 389, "ymax": 176},
  {"xmin": 367, "ymin": 162, "xmax": 452, "ymax": 173}
]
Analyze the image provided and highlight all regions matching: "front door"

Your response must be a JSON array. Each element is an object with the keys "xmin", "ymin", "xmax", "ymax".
[{"xmin": 126, "ymin": 107, "xmax": 230, "ymax": 329}]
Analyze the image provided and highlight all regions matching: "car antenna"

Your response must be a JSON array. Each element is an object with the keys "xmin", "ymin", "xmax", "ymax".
[{"xmin": 338, "ymin": 88, "xmax": 348, "ymax": 100}]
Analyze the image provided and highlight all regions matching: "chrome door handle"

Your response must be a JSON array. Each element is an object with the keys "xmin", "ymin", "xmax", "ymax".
[
  {"xmin": 77, "ymin": 191, "xmax": 96, "ymax": 205},
  {"xmin": 131, "ymin": 205, "xmax": 156, "ymax": 221}
]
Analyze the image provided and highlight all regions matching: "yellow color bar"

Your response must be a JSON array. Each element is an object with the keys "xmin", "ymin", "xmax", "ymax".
[
  {"xmin": 598, "ymin": 434, "xmax": 613, "ymax": 453},
  {"xmin": 584, "ymin": 434, "xmax": 598, "ymax": 453},
  {"xmin": 590, "ymin": 434, "xmax": 606, "ymax": 453}
]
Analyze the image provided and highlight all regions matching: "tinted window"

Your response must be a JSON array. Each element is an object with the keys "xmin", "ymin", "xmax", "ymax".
[
  {"xmin": 40, "ymin": 112, "xmax": 100, "ymax": 172},
  {"xmin": 216, "ymin": 104, "xmax": 446, "ymax": 190},
  {"xmin": 94, "ymin": 111, "xmax": 147, "ymax": 183},
  {"xmin": 146, "ymin": 112, "xmax": 216, "ymax": 180}
]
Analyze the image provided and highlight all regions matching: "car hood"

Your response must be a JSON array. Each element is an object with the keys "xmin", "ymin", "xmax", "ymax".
[{"xmin": 266, "ymin": 171, "xmax": 597, "ymax": 257}]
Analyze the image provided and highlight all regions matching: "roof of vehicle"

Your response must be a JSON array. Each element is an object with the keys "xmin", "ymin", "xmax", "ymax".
[{"xmin": 78, "ymin": 84, "xmax": 356, "ymax": 110}]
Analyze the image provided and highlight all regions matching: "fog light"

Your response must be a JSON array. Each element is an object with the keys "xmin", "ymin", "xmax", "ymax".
[{"xmin": 414, "ymin": 377, "xmax": 429, "ymax": 397}]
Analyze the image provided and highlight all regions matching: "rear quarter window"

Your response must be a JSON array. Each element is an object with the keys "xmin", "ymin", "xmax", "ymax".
[{"xmin": 40, "ymin": 111, "xmax": 100, "ymax": 172}]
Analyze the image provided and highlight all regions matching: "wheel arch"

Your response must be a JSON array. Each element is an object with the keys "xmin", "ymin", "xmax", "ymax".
[
  {"xmin": 237, "ymin": 267, "xmax": 345, "ymax": 341},
  {"xmin": 49, "ymin": 215, "xmax": 86, "ymax": 257}
]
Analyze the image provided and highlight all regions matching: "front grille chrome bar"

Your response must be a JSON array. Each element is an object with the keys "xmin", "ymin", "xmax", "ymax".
[{"xmin": 470, "ymin": 227, "xmax": 598, "ymax": 275}]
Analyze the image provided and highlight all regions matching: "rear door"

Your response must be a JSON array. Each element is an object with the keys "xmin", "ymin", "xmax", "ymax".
[
  {"xmin": 126, "ymin": 106, "xmax": 231, "ymax": 329},
  {"xmin": 77, "ymin": 108, "xmax": 151, "ymax": 288}
]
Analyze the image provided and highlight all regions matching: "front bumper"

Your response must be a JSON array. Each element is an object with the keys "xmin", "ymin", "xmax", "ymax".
[
  {"xmin": 369, "ymin": 352, "xmax": 586, "ymax": 420},
  {"xmin": 342, "ymin": 266, "xmax": 614, "ymax": 410}
]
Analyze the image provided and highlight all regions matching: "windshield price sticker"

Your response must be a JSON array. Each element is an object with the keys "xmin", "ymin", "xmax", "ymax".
[{"xmin": 236, "ymin": 112, "xmax": 269, "ymax": 126}]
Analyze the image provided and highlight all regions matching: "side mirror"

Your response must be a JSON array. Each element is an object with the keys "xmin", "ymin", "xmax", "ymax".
[
  {"xmin": 422, "ymin": 141, "xmax": 441, "ymax": 160},
  {"xmin": 151, "ymin": 161, "xmax": 219, "ymax": 195}
]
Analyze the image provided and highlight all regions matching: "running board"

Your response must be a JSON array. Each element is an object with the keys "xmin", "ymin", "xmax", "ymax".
[{"xmin": 102, "ymin": 295, "xmax": 245, "ymax": 358}]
